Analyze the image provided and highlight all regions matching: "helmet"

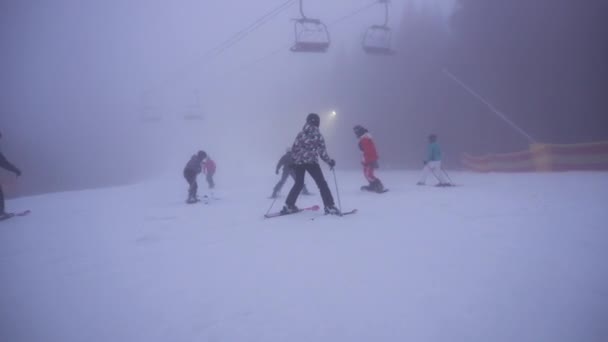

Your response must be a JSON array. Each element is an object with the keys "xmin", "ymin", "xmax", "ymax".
[
  {"xmin": 353, "ymin": 125, "xmax": 367, "ymax": 138},
  {"xmin": 197, "ymin": 150, "xmax": 207, "ymax": 159},
  {"xmin": 306, "ymin": 113, "xmax": 320, "ymax": 127},
  {"xmin": 428, "ymin": 134, "xmax": 437, "ymax": 142}
]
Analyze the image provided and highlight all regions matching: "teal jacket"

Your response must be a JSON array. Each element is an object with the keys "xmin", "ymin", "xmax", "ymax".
[{"xmin": 427, "ymin": 142, "xmax": 441, "ymax": 162}]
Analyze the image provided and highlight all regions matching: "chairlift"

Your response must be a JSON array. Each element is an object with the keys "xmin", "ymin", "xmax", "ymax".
[
  {"xmin": 362, "ymin": 0, "xmax": 395, "ymax": 55},
  {"xmin": 291, "ymin": 0, "xmax": 330, "ymax": 53}
]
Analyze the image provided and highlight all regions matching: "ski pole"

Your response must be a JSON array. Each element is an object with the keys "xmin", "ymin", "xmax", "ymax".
[
  {"xmin": 332, "ymin": 168, "xmax": 343, "ymax": 214},
  {"xmin": 441, "ymin": 168, "xmax": 454, "ymax": 185},
  {"xmin": 429, "ymin": 166, "xmax": 442, "ymax": 183},
  {"xmin": 266, "ymin": 196, "xmax": 278, "ymax": 216}
]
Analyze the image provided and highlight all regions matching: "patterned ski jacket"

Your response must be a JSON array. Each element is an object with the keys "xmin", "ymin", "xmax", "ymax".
[
  {"xmin": 291, "ymin": 124, "xmax": 332, "ymax": 165},
  {"xmin": 358, "ymin": 133, "xmax": 378, "ymax": 164}
]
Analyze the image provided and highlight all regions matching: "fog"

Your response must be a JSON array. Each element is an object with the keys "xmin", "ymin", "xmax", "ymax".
[{"xmin": 1, "ymin": 0, "xmax": 606, "ymax": 196}]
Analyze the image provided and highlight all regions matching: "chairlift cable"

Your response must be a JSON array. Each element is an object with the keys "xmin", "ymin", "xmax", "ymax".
[
  {"xmin": 223, "ymin": 1, "xmax": 378, "ymax": 76},
  {"xmin": 150, "ymin": 0, "xmax": 296, "ymax": 92}
]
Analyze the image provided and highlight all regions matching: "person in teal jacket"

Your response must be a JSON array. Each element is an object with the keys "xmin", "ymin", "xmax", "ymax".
[{"xmin": 417, "ymin": 134, "xmax": 450, "ymax": 186}]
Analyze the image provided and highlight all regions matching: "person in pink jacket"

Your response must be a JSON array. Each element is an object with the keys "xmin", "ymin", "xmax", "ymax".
[{"xmin": 202, "ymin": 156, "xmax": 216, "ymax": 189}]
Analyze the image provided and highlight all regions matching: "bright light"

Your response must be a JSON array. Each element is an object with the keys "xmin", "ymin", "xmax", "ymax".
[{"xmin": 331, "ymin": 110, "xmax": 337, "ymax": 117}]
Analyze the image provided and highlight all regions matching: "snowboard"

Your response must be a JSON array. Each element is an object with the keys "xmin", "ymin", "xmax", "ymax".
[
  {"xmin": 0, "ymin": 210, "xmax": 31, "ymax": 221},
  {"xmin": 264, "ymin": 205, "xmax": 320, "ymax": 219}
]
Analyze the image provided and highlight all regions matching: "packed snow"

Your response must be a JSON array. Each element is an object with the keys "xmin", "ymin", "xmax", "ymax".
[{"xmin": 1, "ymin": 170, "xmax": 607, "ymax": 342}]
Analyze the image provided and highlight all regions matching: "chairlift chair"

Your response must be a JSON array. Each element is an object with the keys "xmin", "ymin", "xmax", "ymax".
[
  {"xmin": 290, "ymin": 0, "xmax": 330, "ymax": 53},
  {"xmin": 362, "ymin": 0, "xmax": 395, "ymax": 56},
  {"xmin": 362, "ymin": 24, "xmax": 395, "ymax": 55}
]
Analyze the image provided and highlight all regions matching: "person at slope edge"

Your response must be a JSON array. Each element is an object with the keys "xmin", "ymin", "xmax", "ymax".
[{"xmin": 0, "ymin": 131, "xmax": 22, "ymax": 218}]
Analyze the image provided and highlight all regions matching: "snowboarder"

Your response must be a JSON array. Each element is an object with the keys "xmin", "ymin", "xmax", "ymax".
[
  {"xmin": 271, "ymin": 148, "xmax": 310, "ymax": 198},
  {"xmin": 0, "ymin": 131, "xmax": 22, "ymax": 218},
  {"xmin": 183, "ymin": 150, "xmax": 206, "ymax": 203},
  {"xmin": 281, "ymin": 113, "xmax": 340, "ymax": 215},
  {"xmin": 353, "ymin": 125, "xmax": 386, "ymax": 193},
  {"xmin": 417, "ymin": 134, "xmax": 450, "ymax": 186},
  {"xmin": 202, "ymin": 155, "xmax": 216, "ymax": 189}
]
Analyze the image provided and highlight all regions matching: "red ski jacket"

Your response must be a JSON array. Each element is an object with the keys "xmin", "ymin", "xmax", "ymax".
[
  {"xmin": 358, "ymin": 133, "xmax": 378, "ymax": 164},
  {"xmin": 202, "ymin": 158, "xmax": 216, "ymax": 174}
]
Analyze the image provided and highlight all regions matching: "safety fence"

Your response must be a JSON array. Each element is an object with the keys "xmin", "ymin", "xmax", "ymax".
[{"xmin": 462, "ymin": 141, "xmax": 608, "ymax": 172}]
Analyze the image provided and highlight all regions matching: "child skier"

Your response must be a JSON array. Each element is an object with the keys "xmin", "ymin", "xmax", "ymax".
[
  {"xmin": 417, "ymin": 134, "xmax": 450, "ymax": 186},
  {"xmin": 202, "ymin": 155, "xmax": 216, "ymax": 189},
  {"xmin": 271, "ymin": 148, "xmax": 310, "ymax": 198},
  {"xmin": 353, "ymin": 125, "xmax": 386, "ymax": 193},
  {"xmin": 281, "ymin": 113, "xmax": 340, "ymax": 215},
  {"xmin": 183, "ymin": 150, "xmax": 206, "ymax": 203}
]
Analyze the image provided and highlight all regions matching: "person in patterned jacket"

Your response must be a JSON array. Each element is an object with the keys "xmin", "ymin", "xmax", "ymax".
[
  {"xmin": 281, "ymin": 113, "xmax": 340, "ymax": 215},
  {"xmin": 353, "ymin": 125, "xmax": 385, "ymax": 193}
]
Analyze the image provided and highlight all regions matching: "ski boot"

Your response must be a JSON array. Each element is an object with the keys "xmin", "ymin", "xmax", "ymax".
[
  {"xmin": 324, "ymin": 205, "xmax": 341, "ymax": 215},
  {"xmin": 280, "ymin": 204, "xmax": 299, "ymax": 215},
  {"xmin": 371, "ymin": 180, "xmax": 386, "ymax": 193}
]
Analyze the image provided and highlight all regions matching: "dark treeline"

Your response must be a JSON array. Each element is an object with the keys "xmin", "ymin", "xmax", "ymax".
[{"xmin": 327, "ymin": 0, "xmax": 608, "ymax": 168}]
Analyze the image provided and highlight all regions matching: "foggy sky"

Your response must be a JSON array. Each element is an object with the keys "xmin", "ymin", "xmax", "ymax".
[{"xmin": 1, "ymin": 0, "xmax": 605, "ymax": 196}]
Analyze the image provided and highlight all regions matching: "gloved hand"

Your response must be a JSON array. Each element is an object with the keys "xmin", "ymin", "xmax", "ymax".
[
  {"xmin": 15, "ymin": 169, "xmax": 21, "ymax": 177},
  {"xmin": 328, "ymin": 159, "xmax": 336, "ymax": 169},
  {"xmin": 423, "ymin": 160, "xmax": 428, "ymax": 165}
]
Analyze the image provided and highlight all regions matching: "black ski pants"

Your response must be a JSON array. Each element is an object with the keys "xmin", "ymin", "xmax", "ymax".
[
  {"xmin": 286, "ymin": 163, "xmax": 334, "ymax": 208},
  {"xmin": 184, "ymin": 169, "xmax": 198, "ymax": 198}
]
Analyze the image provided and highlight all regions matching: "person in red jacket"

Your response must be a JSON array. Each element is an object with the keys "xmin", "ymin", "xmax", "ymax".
[
  {"xmin": 354, "ymin": 125, "xmax": 386, "ymax": 193},
  {"xmin": 202, "ymin": 155, "xmax": 216, "ymax": 189}
]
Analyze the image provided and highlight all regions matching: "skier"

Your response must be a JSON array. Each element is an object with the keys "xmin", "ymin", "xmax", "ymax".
[
  {"xmin": 0, "ymin": 131, "xmax": 22, "ymax": 218},
  {"xmin": 353, "ymin": 125, "xmax": 386, "ymax": 193},
  {"xmin": 271, "ymin": 148, "xmax": 310, "ymax": 198},
  {"xmin": 202, "ymin": 155, "xmax": 216, "ymax": 189},
  {"xmin": 183, "ymin": 150, "xmax": 206, "ymax": 203},
  {"xmin": 417, "ymin": 134, "xmax": 450, "ymax": 186},
  {"xmin": 281, "ymin": 113, "xmax": 340, "ymax": 215}
]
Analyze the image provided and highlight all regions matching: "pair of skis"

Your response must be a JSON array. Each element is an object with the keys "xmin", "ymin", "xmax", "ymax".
[
  {"xmin": 264, "ymin": 205, "xmax": 357, "ymax": 219},
  {"xmin": 0, "ymin": 210, "xmax": 31, "ymax": 222}
]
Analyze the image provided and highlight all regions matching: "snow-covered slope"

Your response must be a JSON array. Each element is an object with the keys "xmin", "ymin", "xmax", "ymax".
[{"xmin": 1, "ymin": 170, "xmax": 607, "ymax": 342}]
